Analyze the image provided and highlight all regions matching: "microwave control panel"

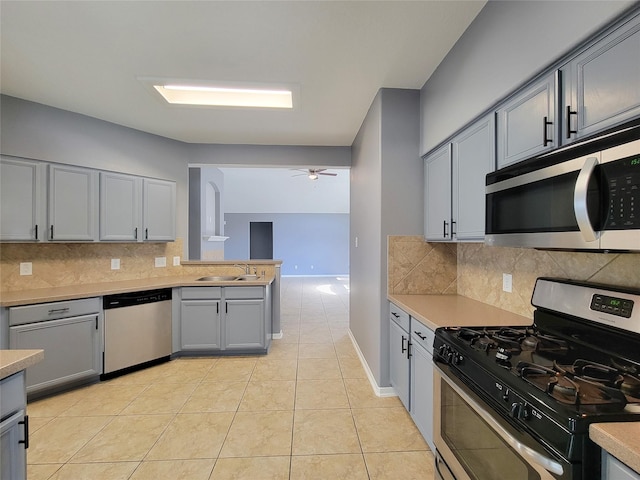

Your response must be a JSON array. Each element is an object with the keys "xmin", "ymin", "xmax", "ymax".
[{"xmin": 605, "ymin": 155, "xmax": 639, "ymax": 229}]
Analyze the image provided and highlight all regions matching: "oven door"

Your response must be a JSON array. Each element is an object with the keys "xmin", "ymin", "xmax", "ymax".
[{"xmin": 434, "ymin": 365, "xmax": 571, "ymax": 480}]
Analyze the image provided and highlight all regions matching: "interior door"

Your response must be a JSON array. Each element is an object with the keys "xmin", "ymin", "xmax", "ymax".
[{"xmin": 250, "ymin": 221, "xmax": 273, "ymax": 259}]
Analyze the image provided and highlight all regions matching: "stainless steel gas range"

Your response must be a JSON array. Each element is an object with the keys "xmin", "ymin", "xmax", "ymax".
[{"xmin": 433, "ymin": 278, "xmax": 640, "ymax": 480}]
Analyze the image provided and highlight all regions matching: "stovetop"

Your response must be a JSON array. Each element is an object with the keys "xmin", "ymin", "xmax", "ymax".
[{"xmin": 433, "ymin": 277, "xmax": 640, "ymax": 463}]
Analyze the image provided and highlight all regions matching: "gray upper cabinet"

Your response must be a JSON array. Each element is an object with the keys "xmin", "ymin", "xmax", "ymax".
[
  {"xmin": 48, "ymin": 164, "xmax": 98, "ymax": 241},
  {"xmin": 424, "ymin": 145, "xmax": 452, "ymax": 241},
  {"xmin": 425, "ymin": 114, "xmax": 494, "ymax": 242},
  {"xmin": 563, "ymin": 14, "xmax": 640, "ymax": 143},
  {"xmin": 99, "ymin": 172, "xmax": 142, "ymax": 241},
  {"xmin": 452, "ymin": 114, "xmax": 495, "ymax": 240},
  {"xmin": 496, "ymin": 73, "xmax": 557, "ymax": 169},
  {"xmin": 143, "ymin": 178, "xmax": 176, "ymax": 242},
  {"xmin": 0, "ymin": 157, "xmax": 45, "ymax": 242}
]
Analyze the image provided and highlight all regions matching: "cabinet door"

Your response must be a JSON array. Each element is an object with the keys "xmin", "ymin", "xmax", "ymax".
[
  {"xmin": 9, "ymin": 314, "xmax": 101, "ymax": 394},
  {"xmin": 452, "ymin": 114, "xmax": 496, "ymax": 241},
  {"xmin": 100, "ymin": 172, "xmax": 142, "ymax": 241},
  {"xmin": 410, "ymin": 339, "xmax": 434, "ymax": 451},
  {"xmin": 424, "ymin": 145, "xmax": 452, "ymax": 241},
  {"xmin": 602, "ymin": 451, "xmax": 640, "ymax": 480},
  {"xmin": 0, "ymin": 157, "xmax": 44, "ymax": 242},
  {"xmin": 0, "ymin": 410, "xmax": 27, "ymax": 480},
  {"xmin": 389, "ymin": 319, "xmax": 410, "ymax": 410},
  {"xmin": 48, "ymin": 164, "xmax": 98, "ymax": 241},
  {"xmin": 496, "ymin": 73, "xmax": 557, "ymax": 169},
  {"xmin": 143, "ymin": 178, "xmax": 176, "ymax": 241},
  {"xmin": 563, "ymin": 15, "xmax": 640, "ymax": 142},
  {"xmin": 180, "ymin": 300, "xmax": 221, "ymax": 350},
  {"xmin": 224, "ymin": 299, "xmax": 265, "ymax": 350}
]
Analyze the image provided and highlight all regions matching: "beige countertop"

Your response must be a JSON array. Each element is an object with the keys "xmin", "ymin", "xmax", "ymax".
[
  {"xmin": 0, "ymin": 274, "xmax": 274, "ymax": 307},
  {"xmin": 388, "ymin": 293, "xmax": 532, "ymax": 330},
  {"xmin": 591, "ymin": 423, "xmax": 640, "ymax": 474},
  {"xmin": 0, "ymin": 349, "xmax": 44, "ymax": 380}
]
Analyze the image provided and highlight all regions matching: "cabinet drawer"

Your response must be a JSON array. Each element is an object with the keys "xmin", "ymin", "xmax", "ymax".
[
  {"xmin": 411, "ymin": 321, "xmax": 434, "ymax": 354},
  {"xmin": 389, "ymin": 303, "xmax": 410, "ymax": 332},
  {"xmin": 225, "ymin": 286, "xmax": 264, "ymax": 299},
  {"xmin": 9, "ymin": 297, "xmax": 100, "ymax": 326},
  {"xmin": 181, "ymin": 287, "xmax": 222, "ymax": 300},
  {"xmin": 0, "ymin": 372, "xmax": 26, "ymax": 418}
]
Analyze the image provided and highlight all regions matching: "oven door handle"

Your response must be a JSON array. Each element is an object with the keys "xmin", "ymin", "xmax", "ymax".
[
  {"xmin": 573, "ymin": 156, "xmax": 599, "ymax": 243},
  {"xmin": 438, "ymin": 366, "xmax": 564, "ymax": 476}
]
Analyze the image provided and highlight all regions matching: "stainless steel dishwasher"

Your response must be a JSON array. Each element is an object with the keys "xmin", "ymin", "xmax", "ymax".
[{"xmin": 102, "ymin": 288, "xmax": 172, "ymax": 376}]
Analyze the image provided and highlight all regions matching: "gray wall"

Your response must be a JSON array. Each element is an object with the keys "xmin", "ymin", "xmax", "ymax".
[
  {"xmin": 189, "ymin": 143, "xmax": 351, "ymax": 168},
  {"xmin": 420, "ymin": 0, "xmax": 636, "ymax": 154},
  {"xmin": 225, "ymin": 213, "xmax": 349, "ymax": 276},
  {"xmin": 350, "ymin": 88, "xmax": 421, "ymax": 388}
]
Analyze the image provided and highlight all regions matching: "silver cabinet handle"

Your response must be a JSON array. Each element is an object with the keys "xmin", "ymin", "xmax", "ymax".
[
  {"xmin": 48, "ymin": 307, "xmax": 70, "ymax": 315},
  {"xmin": 574, "ymin": 156, "xmax": 599, "ymax": 243}
]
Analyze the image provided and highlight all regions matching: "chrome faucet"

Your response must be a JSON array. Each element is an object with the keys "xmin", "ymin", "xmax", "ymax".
[{"xmin": 233, "ymin": 263, "xmax": 251, "ymax": 274}]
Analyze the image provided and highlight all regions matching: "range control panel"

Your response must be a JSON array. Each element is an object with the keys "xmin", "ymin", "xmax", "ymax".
[{"xmin": 591, "ymin": 294, "xmax": 634, "ymax": 318}]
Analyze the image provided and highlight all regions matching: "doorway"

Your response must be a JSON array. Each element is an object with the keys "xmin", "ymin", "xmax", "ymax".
[{"xmin": 250, "ymin": 222, "xmax": 273, "ymax": 259}]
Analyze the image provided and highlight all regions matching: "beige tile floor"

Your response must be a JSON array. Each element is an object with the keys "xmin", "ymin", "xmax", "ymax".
[{"xmin": 26, "ymin": 277, "xmax": 435, "ymax": 479}]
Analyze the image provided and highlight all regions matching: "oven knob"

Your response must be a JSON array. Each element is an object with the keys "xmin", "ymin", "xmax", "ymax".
[
  {"xmin": 453, "ymin": 354, "xmax": 463, "ymax": 365},
  {"xmin": 509, "ymin": 402, "xmax": 530, "ymax": 421},
  {"xmin": 502, "ymin": 388, "xmax": 509, "ymax": 402}
]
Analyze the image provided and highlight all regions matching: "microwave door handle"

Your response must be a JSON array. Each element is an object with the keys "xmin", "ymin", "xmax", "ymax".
[{"xmin": 573, "ymin": 156, "xmax": 599, "ymax": 243}]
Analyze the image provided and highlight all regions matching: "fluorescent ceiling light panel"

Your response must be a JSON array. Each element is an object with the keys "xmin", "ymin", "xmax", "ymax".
[{"xmin": 153, "ymin": 84, "xmax": 293, "ymax": 108}]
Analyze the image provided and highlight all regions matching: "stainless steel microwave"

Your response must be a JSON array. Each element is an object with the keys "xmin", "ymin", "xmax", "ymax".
[{"xmin": 485, "ymin": 125, "xmax": 640, "ymax": 251}]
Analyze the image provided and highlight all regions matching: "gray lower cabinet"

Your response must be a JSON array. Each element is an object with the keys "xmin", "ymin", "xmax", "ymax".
[
  {"xmin": 0, "ymin": 372, "xmax": 27, "ymax": 480},
  {"xmin": 602, "ymin": 452, "xmax": 640, "ymax": 480},
  {"xmin": 496, "ymin": 72, "xmax": 557, "ymax": 169},
  {"xmin": 410, "ymin": 322, "xmax": 435, "ymax": 451},
  {"xmin": 8, "ymin": 298, "xmax": 102, "ymax": 395},
  {"xmin": 389, "ymin": 302, "xmax": 411, "ymax": 410},
  {"xmin": 0, "ymin": 156, "xmax": 45, "ymax": 242},
  {"xmin": 180, "ymin": 286, "xmax": 270, "ymax": 353},
  {"xmin": 563, "ymin": 13, "xmax": 640, "ymax": 143}
]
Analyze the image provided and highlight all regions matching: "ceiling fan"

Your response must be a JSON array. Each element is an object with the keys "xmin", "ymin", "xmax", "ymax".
[{"xmin": 291, "ymin": 168, "xmax": 338, "ymax": 180}]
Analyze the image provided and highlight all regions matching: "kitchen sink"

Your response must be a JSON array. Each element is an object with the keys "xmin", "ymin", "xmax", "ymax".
[
  {"xmin": 195, "ymin": 274, "xmax": 259, "ymax": 282},
  {"xmin": 196, "ymin": 275, "xmax": 238, "ymax": 281}
]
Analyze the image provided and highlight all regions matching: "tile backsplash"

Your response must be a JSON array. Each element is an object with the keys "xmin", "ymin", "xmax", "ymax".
[
  {"xmin": 389, "ymin": 236, "xmax": 640, "ymax": 318},
  {"xmin": 1, "ymin": 239, "xmax": 185, "ymax": 292}
]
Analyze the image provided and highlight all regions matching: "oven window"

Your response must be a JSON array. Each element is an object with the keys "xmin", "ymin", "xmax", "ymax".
[{"xmin": 441, "ymin": 382, "xmax": 542, "ymax": 480}]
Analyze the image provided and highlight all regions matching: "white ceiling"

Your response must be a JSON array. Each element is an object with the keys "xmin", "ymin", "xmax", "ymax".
[{"xmin": 0, "ymin": 1, "xmax": 485, "ymax": 146}]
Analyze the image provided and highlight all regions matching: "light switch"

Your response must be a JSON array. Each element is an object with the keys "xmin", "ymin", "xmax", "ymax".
[
  {"xmin": 173, "ymin": 256, "xmax": 181, "ymax": 266},
  {"xmin": 20, "ymin": 262, "xmax": 32, "ymax": 275},
  {"xmin": 155, "ymin": 256, "xmax": 167, "ymax": 268},
  {"xmin": 111, "ymin": 258, "xmax": 120, "ymax": 270}
]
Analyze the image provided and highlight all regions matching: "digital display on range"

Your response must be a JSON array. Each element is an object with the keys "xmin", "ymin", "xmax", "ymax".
[{"xmin": 591, "ymin": 294, "xmax": 634, "ymax": 318}]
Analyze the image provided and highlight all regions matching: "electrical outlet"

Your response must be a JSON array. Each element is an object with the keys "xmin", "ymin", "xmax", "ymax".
[
  {"xmin": 310, "ymin": 265, "xmax": 314, "ymax": 270},
  {"xmin": 111, "ymin": 258, "xmax": 120, "ymax": 270},
  {"xmin": 503, "ymin": 273, "xmax": 513, "ymax": 293},
  {"xmin": 173, "ymin": 256, "xmax": 181, "ymax": 266},
  {"xmin": 355, "ymin": 236, "xmax": 359, "ymax": 248},
  {"xmin": 20, "ymin": 262, "xmax": 32, "ymax": 276},
  {"xmin": 294, "ymin": 265, "xmax": 298, "ymax": 270},
  {"xmin": 155, "ymin": 256, "xmax": 167, "ymax": 268}
]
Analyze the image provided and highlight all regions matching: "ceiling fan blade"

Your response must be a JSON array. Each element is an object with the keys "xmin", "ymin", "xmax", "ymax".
[{"xmin": 318, "ymin": 172, "xmax": 337, "ymax": 176}]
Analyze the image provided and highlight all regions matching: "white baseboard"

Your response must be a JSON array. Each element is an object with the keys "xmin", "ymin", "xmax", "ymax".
[
  {"xmin": 272, "ymin": 331, "xmax": 283, "ymax": 339},
  {"xmin": 348, "ymin": 329, "xmax": 398, "ymax": 398}
]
